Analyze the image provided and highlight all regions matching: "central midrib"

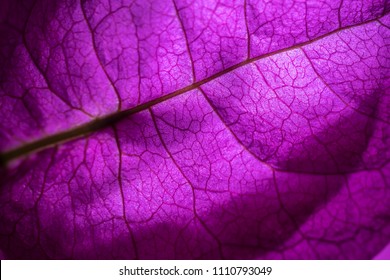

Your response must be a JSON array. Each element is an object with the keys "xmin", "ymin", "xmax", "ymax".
[{"xmin": 0, "ymin": 16, "xmax": 383, "ymax": 166}]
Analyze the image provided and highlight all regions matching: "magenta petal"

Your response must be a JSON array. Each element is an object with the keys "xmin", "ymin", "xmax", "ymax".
[{"xmin": 0, "ymin": 0, "xmax": 389, "ymax": 259}]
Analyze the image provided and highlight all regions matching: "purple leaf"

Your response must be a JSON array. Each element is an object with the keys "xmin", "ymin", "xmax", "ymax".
[{"xmin": 0, "ymin": 0, "xmax": 389, "ymax": 259}]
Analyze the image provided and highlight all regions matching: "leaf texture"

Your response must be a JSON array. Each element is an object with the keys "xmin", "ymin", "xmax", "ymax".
[{"xmin": 0, "ymin": 0, "xmax": 390, "ymax": 259}]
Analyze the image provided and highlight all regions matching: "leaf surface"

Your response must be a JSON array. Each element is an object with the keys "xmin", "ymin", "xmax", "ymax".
[{"xmin": 0, "ymin": 0, "xmax": 390, "ymax": 259}]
